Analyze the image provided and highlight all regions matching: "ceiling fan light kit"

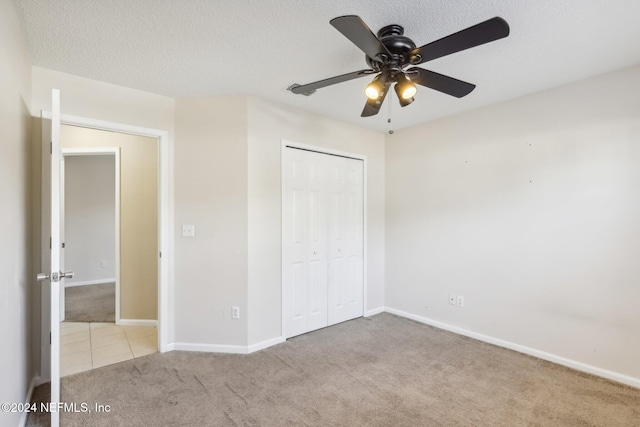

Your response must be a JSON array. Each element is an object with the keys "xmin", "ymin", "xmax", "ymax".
[
  {"xmin": 288, "ymin": 15, "xmax": 510, "ymax": 117},
  {"xmin": 365, "ymin": 74, "xmax": 387, "ymax": 99},
  {"xmin": 395, "ymin": 73, "xmax": 417, "ymax": 100}
]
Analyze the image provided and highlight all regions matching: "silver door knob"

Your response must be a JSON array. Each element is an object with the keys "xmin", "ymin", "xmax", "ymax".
[
  {"xmin": 61, "ymin": 271, "xmax": 75, "ymax": 279},
  {"xmin": 36, "ymin": 271, "xmax": 74, "ymax": 282}
]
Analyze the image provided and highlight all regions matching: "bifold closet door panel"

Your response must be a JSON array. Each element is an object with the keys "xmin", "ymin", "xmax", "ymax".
[
  {"xmin": 327, "ymin": 156, "xmax": 364, "ymax": 326},
  {"xmin": 283, "ymin": 148, "xmax": 329, "ymax": 338}
]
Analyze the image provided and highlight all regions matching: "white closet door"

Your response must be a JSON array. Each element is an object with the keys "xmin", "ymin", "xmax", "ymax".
[
  {"xmin": 283, "ymin": 148, "xmax": 329, "ymax": 338},
  {"xmin": 327, "ymin": 156, "xmax": 364, "ymax": 326}
]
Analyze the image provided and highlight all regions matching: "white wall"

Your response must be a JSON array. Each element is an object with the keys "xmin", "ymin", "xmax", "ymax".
[
  {"xmin": 247, "ymin": 96, "xmax": 386, "ymax": 345},
  {"xmin": 386, "ymin": 64, "xmax": 640, "ymax": 381},
  {"xmin": 174, "ymin": 96, "xmax": 249, "ymax": 346},
  {"xmin": 64, "ymin": 155, "xmax": 116, "ymax": 284},
  {"xmin": 0, "ymin": 0, "xmax": 34, "ymax": 424}
]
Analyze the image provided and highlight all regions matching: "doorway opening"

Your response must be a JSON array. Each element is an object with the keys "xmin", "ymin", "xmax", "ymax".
[
  {"xmin": 40, "ymin": 112, "xmax": 170, "ymax": 383},
  {"xmin": 61, "ymin": 150, "xmax": 118, "ymax": 325},
  {"xmin": 58, "ymin": 132, "xmax": 159, "ymax": 376}
]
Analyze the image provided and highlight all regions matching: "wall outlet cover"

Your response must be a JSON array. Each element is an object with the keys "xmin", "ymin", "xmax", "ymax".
[
  {"xmin": 231, "ymin": 306, "xmax": 240, "ymax": 319},
  {"xmin": 448, "ymin": 293, "xmax": 456, "ymax": 305}
]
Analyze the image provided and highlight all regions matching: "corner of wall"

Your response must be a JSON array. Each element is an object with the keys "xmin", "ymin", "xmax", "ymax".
[{"xmin": 1, "ymin": 0, "xmax": 37, "ymax": 425}]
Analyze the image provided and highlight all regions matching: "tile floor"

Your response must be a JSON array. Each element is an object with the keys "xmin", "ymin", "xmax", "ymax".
[{"xmin": 60, "ymin": 322, "xmax": 157, "ymax": 377}]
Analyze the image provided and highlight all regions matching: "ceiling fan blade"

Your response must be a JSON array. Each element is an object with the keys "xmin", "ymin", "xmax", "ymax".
[
  {"xmin": 408, "ymin": 68, "xmax": 476, "ymax": 98},
  {"xmin": 361, "ymin": 83, "xmax": 390, "ymax": 117},
  {"xmin": 411, "ymin": 17, "xmax": 509, "ymax": 64},
  {"xmin": 330, "ymin": 15, "xmax": 392, "ymax": 61},
  {"xmin": 288, "ymin": 69, "xmax": 376, "ymax": 95}
]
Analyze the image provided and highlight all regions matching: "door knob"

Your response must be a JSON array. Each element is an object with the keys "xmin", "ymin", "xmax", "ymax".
[
  {"xmin": 36, "ymin": 271, "xmax": 74, "ymax": 282},
  {"xmin": 61, "ymin": 271, "xmax": 74, "ymax": 279}
]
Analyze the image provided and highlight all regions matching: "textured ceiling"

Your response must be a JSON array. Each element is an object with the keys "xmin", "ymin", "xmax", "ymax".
[{"xmin": 13, "ymin": 0, "xmax": 640, "ymax": 132}]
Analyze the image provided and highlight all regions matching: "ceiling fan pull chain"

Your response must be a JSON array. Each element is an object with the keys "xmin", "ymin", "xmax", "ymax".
[{"xmin": 388, "ymin": 92, "xmax": 394, "ymax": 134}]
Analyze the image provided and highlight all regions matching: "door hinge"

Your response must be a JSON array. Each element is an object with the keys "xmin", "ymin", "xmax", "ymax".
[
  {"xmin": 61, "ymin": 242, "xmax": 65, "ymax": 248},
  {"xmin": 49, "ymin": 332, "xmax": 51, "ymax": 345},
  {"xmin": 49, "ymin": 237, "xmax": 51, "ymax": 249},
  {"xmin": 50, "ymin": 141, "xmax": 52, "ymax": 154},
  {"xmin": 159, "ymin": 251, "xmax": 162, "ymax": 258}
]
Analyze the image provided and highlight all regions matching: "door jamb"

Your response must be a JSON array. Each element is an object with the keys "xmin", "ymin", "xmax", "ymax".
[
  {"xmin": 280, "ymin": 140, "xmax": 368, "ymax": 339},
  {"xmin": 42, "ymin": 111, "xmax": 170, "ymax": 353}
]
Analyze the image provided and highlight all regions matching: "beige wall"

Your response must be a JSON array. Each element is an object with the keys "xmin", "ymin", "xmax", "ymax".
[
  {"xmin": 31, "ymin": 67, "xmax": 176, "ymax": 133},
  {"xmin": 385, "ymin": 64, "xmax": 640, "ymax": 380},
  {"xmin": 247, "ymin": 96, "xmax": 386, "ymax": 345},
  {"xmin": 174, "ymin": 96, "xmax": 249, "ymax": 346},
  {"xmin": 0, "ymin": 0, "xmax": 34, "ymax": 424},
  {"xmin": 61, "ymin": 125, "xmax": 159, "ymax": 320}
]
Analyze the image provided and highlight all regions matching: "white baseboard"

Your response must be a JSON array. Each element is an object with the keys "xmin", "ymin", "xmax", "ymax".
[
  {"xmin": 171, "ymin": 342, "xmax": 248, "ymax": 354},
  {"xmin": 20, "ymin": 376, "xmax": 38, "ymax": 427},
  {"xmin": 65, "ymin": 278, "xmax": 116, "ymax": 288},
  {"xmin": 384, "ymin": 307, "xmax": 640, "ymax": 390},
  {"xmin": 167, "ymin": 336, "xmax": 286, "ymax": 356},
  {"xmin": 364, "ymin": 306, "xmax": 385, "ymax": 317},
  {"xmin": 248, "ymin": 336, "xmax": 286, "ymax": 353},
  {"xmin": 117, "ymin": 319, "xmax": 157, "ymax": 327}
]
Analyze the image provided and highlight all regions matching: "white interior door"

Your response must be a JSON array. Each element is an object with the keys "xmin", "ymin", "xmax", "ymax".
[
  {"xmin": 283, "ymin": 148, "xmax": 329, "ymax": 338},
  {"xmin": 283, "ymin": 146, "xmax": 364, "ymax": 339},
  {"xmin": 327, "ymin": 156, "xmax": 364, "ymax": 325},
  {"xmin": 37, "ymin": 89, "xmax": 70, "ymax": 427}
]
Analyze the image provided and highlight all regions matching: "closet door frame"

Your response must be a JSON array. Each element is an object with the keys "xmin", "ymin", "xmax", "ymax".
[{"xmin": 281, "ymin": 140, "xmax": 368, "ymax": 339}]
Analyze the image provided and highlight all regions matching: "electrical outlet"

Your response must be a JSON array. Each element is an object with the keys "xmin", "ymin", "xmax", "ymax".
[
  {"xmin": 231, "ymin": 306, "xmax": 240, "ymax": 319},
  {"xmin": 456, "ymin": 295, "xmax": 464, "ymax": 307},
  {"xmin": 448, "ymin": 293, "xmax": 456, "ymax": 305}
]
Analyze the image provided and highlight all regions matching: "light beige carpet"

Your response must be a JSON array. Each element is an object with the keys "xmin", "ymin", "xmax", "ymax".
[
  {"xmin": 28, "ymin": 313, "xmax": 640, "ymax": 426},
  {"xmin": 65, "ymin": 282, "xmax": 115, "ymax": 323}
]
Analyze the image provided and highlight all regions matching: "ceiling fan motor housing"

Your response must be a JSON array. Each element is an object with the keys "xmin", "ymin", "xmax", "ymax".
[{"xmin": 366, "ymin": 24, "xmax": 417, "ymax": 71}]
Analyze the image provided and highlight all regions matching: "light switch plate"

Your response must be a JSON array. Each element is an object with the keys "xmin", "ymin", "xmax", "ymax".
[{"xmin": 182, "ymin": 224, "xmax": 195, "ymax": 237}]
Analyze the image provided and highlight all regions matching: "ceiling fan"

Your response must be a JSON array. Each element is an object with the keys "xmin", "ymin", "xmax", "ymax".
[{"xmin": 288, "ymin": 15, "xmax": 510, "ymax": 117}]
